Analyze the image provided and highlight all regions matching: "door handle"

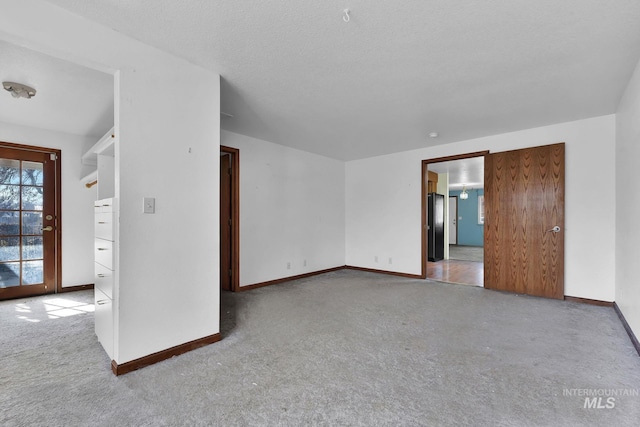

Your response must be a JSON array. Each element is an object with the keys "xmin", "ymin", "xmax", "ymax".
[
  {"xmin": 546, "ymin": 226, "xmax": 561, "ymax": 233},
  {"xmin": 41, "ymin": 226, "xmax": 54, "ymax": 232}
]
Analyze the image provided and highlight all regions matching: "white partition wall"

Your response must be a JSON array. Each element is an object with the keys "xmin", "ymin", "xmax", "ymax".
[
  {"xmin": 616, "ymin": 56, "xmax": 640, "ymax": 338},
  {"xmin": 0, "ymin": 0, "xmax": 221, "ymax": 366}
]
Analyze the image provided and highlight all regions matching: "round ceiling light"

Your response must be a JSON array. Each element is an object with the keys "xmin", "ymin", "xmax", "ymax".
[{"xmin": 3, "ymin": 81, "xmax": 36, "ymax": 99}]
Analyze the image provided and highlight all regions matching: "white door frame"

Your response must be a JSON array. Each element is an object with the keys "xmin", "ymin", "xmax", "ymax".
[{"xmin": 449, "ymin": 195, "xmax": 458, "ymax": 245}]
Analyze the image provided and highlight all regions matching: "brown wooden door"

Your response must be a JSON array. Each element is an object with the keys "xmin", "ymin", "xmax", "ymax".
[
  {"xmin": 484, "ymin": 143, "xmax": 564, "ymax": 299},
  {"xmin": 0, "ymin": 147, "xmax": 57, "ymax": 300},
  {"xmin": 220, "ymin": 154, "xmax": 232, "ymax": 291}
]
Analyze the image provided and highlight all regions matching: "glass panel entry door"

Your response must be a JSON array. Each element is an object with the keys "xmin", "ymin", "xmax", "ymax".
[{"xmin": 0, "ymin": 146, "xmax": 56, "ymax": 300}]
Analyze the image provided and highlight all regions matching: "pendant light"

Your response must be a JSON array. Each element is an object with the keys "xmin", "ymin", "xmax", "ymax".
[{"xmin": 460, "ymin": 185, "xmax": 469, "ymax": 200}]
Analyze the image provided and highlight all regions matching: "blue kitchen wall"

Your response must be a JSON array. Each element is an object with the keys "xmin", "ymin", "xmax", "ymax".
[{"xmin": 450, "ymin": 189, "xmax": 484, "ymax": 246}]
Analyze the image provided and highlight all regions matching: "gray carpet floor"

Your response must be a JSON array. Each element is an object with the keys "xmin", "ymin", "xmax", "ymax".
[
  {"xmin": 2, "ymin": 270, "xmax": 640, "ymax": 426},
  {"xmin": 449, "ymin": 245, "xmax": 484, "ymax": 262}
]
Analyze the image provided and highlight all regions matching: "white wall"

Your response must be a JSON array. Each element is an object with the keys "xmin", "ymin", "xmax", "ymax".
[
  {"xmin": 221, "ymin": 131, "xmax": 345, "ymax": 286},
  {"xmin": 346, "ymin": 115, "xmax": 617, "ymax": 301},
  {"xmin": 616, "ymin": 56, "xmax": 640, "ymax": 337},
  {"xmin": 1, "ymin": 0, "xmax": 221, "ymax": 364},
  {"xmin": 0, "ymin": 122, "xmax": 95, "ymax": 288},
  {"xmin": 115, "ymin": 54, "xmax": 219, "ymax": 363},
  {"xmin": 436, "ymin": 173, "xmax": 449, "ymax": 260}
]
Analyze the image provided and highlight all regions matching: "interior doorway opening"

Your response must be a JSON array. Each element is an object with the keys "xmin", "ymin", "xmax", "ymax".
[
  {"xmin": 421, "ymin": 151, "xmax": 488, "ymax": 287},
  {"xmin": 220, "ymin": 146, "xmax": 239, "ymax": 292}
]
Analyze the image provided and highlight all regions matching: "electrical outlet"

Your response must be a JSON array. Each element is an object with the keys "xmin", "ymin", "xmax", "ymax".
[
  {"xmin": 287, "ymin": 262, "xmax": 291, "ymax": 270},
  {"xmin": 143, "ymin": 197, "xmax": 155, "ymax": 214},
  {"xmin": 389, "ymin": 257, "xmax": 393, "ymax": 264},
  {"xmin": 303, "ymin": 259, "xmax": 307, "ymax": 267},
  {"xmin": 374, "ymin": 256, "xmax": 378, "ymax": 263}
]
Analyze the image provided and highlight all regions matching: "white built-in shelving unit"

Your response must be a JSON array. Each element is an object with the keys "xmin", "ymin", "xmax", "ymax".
[
  {"xmin": 81, "ymin": 127, "xmax": 115, "ymax": 200},
  {"xmin": 83, "ymin": 128, "xmax": 118, "ymax": 361}
]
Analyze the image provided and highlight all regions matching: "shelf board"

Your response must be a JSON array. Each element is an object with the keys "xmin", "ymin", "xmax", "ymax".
[
  {"xmin": 81, "ymin": 169, "xmax": 98, "ymax": 184},
  {"xmin": 81, "ymin": 127, "xmax": 115, "ymax": 166}
]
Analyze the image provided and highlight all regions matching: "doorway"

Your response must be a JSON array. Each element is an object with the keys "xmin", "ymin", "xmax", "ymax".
[
  {"xmin": 220, "ymin": 146, "xmax": 239, "ymax": 292},
  {"xmin": 422, "ymin": 151, "xmax": 488, "ymax": 287},
  {"xmin": 0, "ymin": 143, "xmax": 61, "ymax": 300},
  {"xmin": 422, "ymin": 144, "xmax": 565, "ymax": 299}
]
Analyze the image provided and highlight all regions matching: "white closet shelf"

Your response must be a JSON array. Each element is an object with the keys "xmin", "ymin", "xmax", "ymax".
[
  {"xmin": 81, "ymin": 169, "xmax": 98, "ymax": 184},
  {"xmin": 82, "ymin": 127, "xmax": 115, "ymax": 166}
]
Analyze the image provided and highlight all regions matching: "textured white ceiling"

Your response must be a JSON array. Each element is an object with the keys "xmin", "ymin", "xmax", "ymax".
[
  {"xmin": 428, "ymin": 157, "xmax": 484, "ymax": 189},
  {"xmin": 33, "ymin": 1, "xmax": 640, "ymax": 159},
  {"xmin": 0, "ymin": 40, "xmax": 113, "ymax": 139}
]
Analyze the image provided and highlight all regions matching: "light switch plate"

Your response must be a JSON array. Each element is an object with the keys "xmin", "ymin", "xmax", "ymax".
[{"xmin": 143, "ymin": 197, "xmax": 155, "ymax": 214}]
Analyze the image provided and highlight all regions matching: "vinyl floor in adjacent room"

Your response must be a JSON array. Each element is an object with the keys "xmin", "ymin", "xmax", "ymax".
[
  {"xmin": 427, "ymin": 259, "xmax": 484, "ymax": 286},
  {"xmin": 448, "ymin": 245, "xmax": 484, "ymax": 263},
  {"xmin": 2, "ymin": 270, "xmax": 640, "ymax": 426},
  {"xmin": 427, "ymin": 245, "xmax": 484, "ymax": 287}
]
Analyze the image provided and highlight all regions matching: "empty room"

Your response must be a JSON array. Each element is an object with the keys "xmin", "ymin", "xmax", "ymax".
[{"xmin": 1, "ymin": 1, "xmax": 640, "ymax": 425}]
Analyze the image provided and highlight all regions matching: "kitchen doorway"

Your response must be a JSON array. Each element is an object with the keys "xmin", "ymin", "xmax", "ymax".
[{"xmin": 422, "ymin": 151, "xmax": 487, "ymax": 287}]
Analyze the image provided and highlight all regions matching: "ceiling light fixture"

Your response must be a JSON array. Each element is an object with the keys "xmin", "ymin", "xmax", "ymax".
[
  {"xmin": 460, "ymin": 185, "xmax": 469, "ymax": 200},
  {"xmin": 3, "ymin": 81, "xmax": 37, "ymax": 99},
  {"xmin": 429, "ymin": 132, "xmax": 439, "ymax": 138}
]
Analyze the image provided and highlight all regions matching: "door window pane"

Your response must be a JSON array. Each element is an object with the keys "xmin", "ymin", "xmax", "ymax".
[
  {"xmin": 0, "ymin": 154, "xmax": 52, "ymax": 293},
  {"xmin": 0, "ymin": 185, "xmax": 20, "ymax": 210},
  {"xmin": 22, "ymin": 186, "xmax": 43, "ymax": 210},
  {"xmin": 0, "ymin": 262, "xmax": 21, "ymax": 288},
  {"xmin": 21, "ymin": 162, "xmax": 43, "ymax": 186},
  {"xmin": 22, "ymin": 260, "xmax": 43, "ymax": 285},
  {"xmin": 0, "ymin": 159, "xmax": 20, "ymax": 184},
  {"xmin": 0, "ymin": 212, "xmax": 19, "ymax": 235},
  {"xmin": 22, "ymin": 236, "xmax": 43, "ymax": 260},
  {"xmin": 22, "ymin": 212, "xmax": 42, "ymax": 235},
  {"xmin": 0, "ymin": 237, "xmax": 20, "ymax": 261}
]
